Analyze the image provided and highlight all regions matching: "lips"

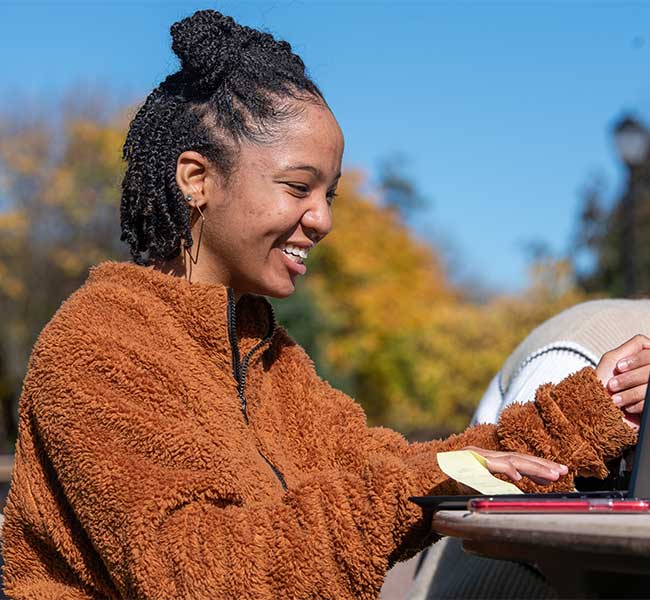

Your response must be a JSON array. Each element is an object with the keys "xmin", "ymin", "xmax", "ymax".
[{"xmin": 278, "ymin": 247, "xmax": 307, "ymax": 276}]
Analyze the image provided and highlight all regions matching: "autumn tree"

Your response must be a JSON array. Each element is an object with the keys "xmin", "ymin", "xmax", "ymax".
[{"xmin": 0, "ymin": 101, "xmax": 129, "ymax": 447}]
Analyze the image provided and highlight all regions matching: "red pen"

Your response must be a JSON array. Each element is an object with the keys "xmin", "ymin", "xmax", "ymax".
[{"xmin": 468, "ymin": 498, "xmax": 650, "ymax": 514}]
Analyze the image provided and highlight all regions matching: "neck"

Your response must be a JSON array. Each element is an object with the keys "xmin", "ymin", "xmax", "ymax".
[{"xmin": 152, "ymin": 253, "xmax": 244, "ymax": 301}]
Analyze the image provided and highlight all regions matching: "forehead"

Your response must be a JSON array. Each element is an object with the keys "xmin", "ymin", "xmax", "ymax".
[{"xmin": 239, "ymin": 102, "xmax": 344, "ymax": 177}]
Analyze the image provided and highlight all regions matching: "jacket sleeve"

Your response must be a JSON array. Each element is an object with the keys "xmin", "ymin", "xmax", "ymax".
[
  {"xmin": 273, "ymin": 342, "xmax": 637, "ymax": 566},
  {"xmin": 291, "ymin": 337, "xmax": 636, "ymax": 498},
  {"xmin": 495, "ymin": 366, "xmax": 638, "ymax": 481},
  {"xmin": 380, "ymin": 366, "xmax": 638, "ymax": 494}
]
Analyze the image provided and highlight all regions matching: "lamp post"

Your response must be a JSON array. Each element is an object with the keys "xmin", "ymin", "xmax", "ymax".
[{"xmin": 613, "ymin": 116, "xmax": 650, "ymax": 296}]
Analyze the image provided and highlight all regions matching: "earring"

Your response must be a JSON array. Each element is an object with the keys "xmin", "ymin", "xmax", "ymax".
[{"xmin": 185, "ymin": 194, "xmax": 205, "ymax": 265}]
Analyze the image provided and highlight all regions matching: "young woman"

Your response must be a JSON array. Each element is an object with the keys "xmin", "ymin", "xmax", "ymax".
[{"xmin": 2, "ymin": 11, "xmax": 646, "ymax": 600}]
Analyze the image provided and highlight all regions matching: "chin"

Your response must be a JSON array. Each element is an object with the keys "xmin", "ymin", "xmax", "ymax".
[
  {"xmin": 245, "ymin": 275, "xmax": 296, "ymax": 299},
  {"xmin": 264, "ymin": 282, "xmax": 296, "ymax": 299}
]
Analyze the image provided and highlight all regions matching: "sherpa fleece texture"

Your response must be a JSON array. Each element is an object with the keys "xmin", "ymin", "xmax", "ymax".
[{"xmin": 2, "ymin": 262, "xmax": 637, "ymax": 600}]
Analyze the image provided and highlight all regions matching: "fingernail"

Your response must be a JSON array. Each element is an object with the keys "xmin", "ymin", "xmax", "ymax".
[
  {"xmin": 613, "ymin": 395, "xmax": 623, "ymax": 406},
  {"xmin": 559, "ymin": 464, "xmax": 568, "ymax": 474},
  {"xmin": 515, "ymin": 472, "xmax": 522, "ymax": 481},
  {"xmin": 618, "ymin": 359, "xmax": 630, "ymax": 370},
  {"xmin": 610, "ymin": 378, "xmax": 619, "ymax": 390}
]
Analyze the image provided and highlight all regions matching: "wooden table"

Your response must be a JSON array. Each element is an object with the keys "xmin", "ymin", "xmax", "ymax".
[{"xmin": 432, "ymin": 510, "xmax": 650, "ymax": 598}]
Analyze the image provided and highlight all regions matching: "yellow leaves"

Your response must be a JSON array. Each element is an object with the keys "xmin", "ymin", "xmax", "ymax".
[
  {"xmin": 0, "ymin": 125, "xmax": 52, "ymax": 177},
  {"xmin": 50, "ymin": 249, "xmax": 86, "ymax": 278},
  {"xmin": 41, "ymin": 118, "xmax": 124, "ymax": 222},
  {"xmin": 0, "ymin": 263, "xmax": 25, "ymax": 300},
  {"xmin": 0, "ymin": 212, "xmax": 29, "ymax": 297},
  {"xmin": 0, "ymin": 211, "xmax": 28, "ymax": 236},
  {"xmin": 64, "ymin": 118, "xmax": 125, "ymax": 177},
  {"xmin": 0, "ymin": 104, "xmax": 130, "ymax": 388},
  {"xmin": 43, "ymin": 168, "xmax": 75, "ymax": 207},
  {"xmin": 308, "ymin": 172, "xmax": 450, "ymax": 338},
  {"xmin": 50, "ymin": 245, "xmax": 114, "ymax": 278}
]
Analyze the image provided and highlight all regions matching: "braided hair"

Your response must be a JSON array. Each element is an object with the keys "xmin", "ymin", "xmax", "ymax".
[{"xmin": 120, "ymin": 10, "xmax": 324, "ymax": 264}]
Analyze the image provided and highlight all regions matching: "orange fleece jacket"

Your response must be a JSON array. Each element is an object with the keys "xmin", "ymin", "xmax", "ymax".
[{"xmin": 2, "ymin": 262, "xmax": 636, "ymax": 599}]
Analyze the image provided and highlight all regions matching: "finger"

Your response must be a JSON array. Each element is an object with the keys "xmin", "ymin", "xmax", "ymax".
[
  {"xmin": 502, "ymin": 452, "xmax": 568, "ymax": 474},
  {"xmin": 612, "ymin": 384, "xmax": 648, "ymax": 408},
  {"xmin": 500, "ymin": 452, "xmax": 569, "ymax": 475},
  {"xmin": 616, "ymin": 349, "xmax": 650, "ymax": 374},
  {"xmin": 614, "ymin": 334, "xmax": 650, "ymax": 356},
  {"xmin": 508, "ymin": 456, "xmax": 564, "ymax": 482},
  {"xmin": 598, "ymin": 335, "xmax": 650, "ymax": 385},
  {"xmin": 609, "ymin": 365, "xmax": 650, "ymax": 394},
  {"xmin": 475, "ymin": 449, "xmax": 568, "ymax": 473},
  {"xmin": 472, "ymin": 449, "xmax": 567, "ymax": 473},
  {"xmin": 484, "ymin": 458, "xmax": 522, "ymax": 482},
  {"xmin": 623, "ymin": 399, "xmax": 645, "ymax": 415}
]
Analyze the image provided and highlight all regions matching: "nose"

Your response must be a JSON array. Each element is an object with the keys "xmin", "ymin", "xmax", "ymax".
[{"xmin": 301, "ymin": 195, "xmax": 332, "ymax": 242}]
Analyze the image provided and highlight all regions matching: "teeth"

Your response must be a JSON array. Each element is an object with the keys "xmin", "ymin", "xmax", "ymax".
[
  {"xmin": 281, "ymin": 244, "xmax": 309, "ymax": 262},
  {"xmin": 282, "ymin": 249, "xmax": 303, "ymax": 264}
]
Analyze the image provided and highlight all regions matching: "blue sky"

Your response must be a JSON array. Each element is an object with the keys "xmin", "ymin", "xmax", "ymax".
[{"xmin": 3, "ymin": 1, "xmax": 650, "ymax": 292}]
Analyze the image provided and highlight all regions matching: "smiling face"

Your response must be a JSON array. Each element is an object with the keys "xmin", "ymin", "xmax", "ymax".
[{"xmin": 175, "ymin": 99, "xmax": 344, "ymax": 298}]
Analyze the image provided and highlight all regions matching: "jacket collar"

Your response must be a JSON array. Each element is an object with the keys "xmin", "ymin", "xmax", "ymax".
[{"xmin": 87, "ymin": 261, "xmax": 275, "ymax": 358}]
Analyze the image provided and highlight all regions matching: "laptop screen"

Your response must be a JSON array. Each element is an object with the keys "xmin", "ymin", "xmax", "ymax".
[{"xmin": 626, "ymin": 371, "xmax": 650, "ymax": 498}]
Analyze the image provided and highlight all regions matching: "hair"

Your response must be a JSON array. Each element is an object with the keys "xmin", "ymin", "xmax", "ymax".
[{"xmin": 120, "ymin": 10, "xmax": 324, "ymax": 265}]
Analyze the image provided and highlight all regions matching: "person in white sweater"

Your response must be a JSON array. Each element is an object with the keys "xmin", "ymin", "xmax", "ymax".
[
  {"xmin": 406, "ymin": 298, "xmax": 650, "ymax": 600},
  {"xmin": 476, "ymin": 298, "xmax": 650, "ymax": 426}
]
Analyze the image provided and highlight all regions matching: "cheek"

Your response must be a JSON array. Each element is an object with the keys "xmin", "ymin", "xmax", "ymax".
[
  {"xmin": 220, "ymin": 183, "xmax": 302, "ymax": 251},
  {"xmin": 254, "ymin": 196, "xmax": 301, "ymax": 237}
]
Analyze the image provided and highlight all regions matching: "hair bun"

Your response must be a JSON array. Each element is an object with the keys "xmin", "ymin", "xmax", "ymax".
[{"xmin": 170, "ymin": 10, "xmax": 251, "ymax": 82}]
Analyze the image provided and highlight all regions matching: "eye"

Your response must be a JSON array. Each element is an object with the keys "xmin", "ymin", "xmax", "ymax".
[
  {"xmin": 285, "ymin": 183, "xmax": 310, "ymax": 196},
  {"xmin": 326, "ymin": 190, "xmax": 338, "ymax": 205}
]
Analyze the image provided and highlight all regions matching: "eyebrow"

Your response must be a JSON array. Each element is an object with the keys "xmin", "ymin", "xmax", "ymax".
[{"xmin": 282, "ymin": 164, "xmax": 342, "ymax": 182}]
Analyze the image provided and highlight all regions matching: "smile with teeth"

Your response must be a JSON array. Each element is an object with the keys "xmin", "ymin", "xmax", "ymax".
[{"xmin": 281, "ymin": 244, "xmax": 309, "ymax": 264}]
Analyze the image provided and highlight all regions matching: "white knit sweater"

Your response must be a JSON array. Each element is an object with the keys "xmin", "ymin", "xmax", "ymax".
[{"xmin": 475, "ymin": 299, "xmax": 650, "ymax": 425}]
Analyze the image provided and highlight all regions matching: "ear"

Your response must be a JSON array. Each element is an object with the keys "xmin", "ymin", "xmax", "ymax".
[{"xmin": 176, "ymin": 151, "xmax": 226, "ymax": 209}]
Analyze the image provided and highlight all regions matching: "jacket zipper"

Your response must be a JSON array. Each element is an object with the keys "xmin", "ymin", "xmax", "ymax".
[{"xmin": 227, "ymin": 289, "xmax": 287, "ymax": 491}]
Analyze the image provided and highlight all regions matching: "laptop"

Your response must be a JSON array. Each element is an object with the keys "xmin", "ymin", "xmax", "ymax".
[{"xmin": 410, "ymin": 372, "xmax": 650, "ymax": 511}]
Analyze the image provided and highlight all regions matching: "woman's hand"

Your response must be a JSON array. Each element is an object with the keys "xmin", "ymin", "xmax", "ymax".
[
  {"xmin": 464, "ymin": 446, "xmax": 569, "ymax": 485},
  {"xmin": 596, "ymin": 334, "xmax": 650, "ymax": 429}
]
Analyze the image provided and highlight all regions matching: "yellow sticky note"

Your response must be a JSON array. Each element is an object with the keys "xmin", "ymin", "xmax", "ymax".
[{"xmin": 436, "ymin": 450, "xmax": 523, "ymax": 495}]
